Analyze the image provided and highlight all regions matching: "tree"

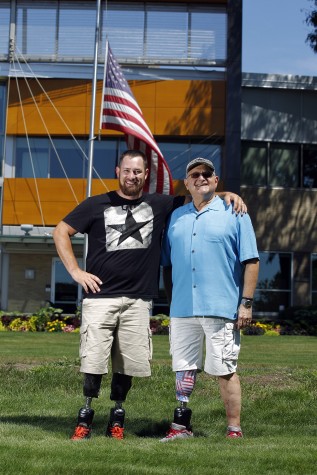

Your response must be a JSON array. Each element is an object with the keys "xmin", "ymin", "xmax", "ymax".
[{"xmin": 305, "ymin": 0, "xmax": 317, "ymax": 52}]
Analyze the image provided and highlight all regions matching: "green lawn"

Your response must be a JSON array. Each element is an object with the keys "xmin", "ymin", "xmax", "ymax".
[{"xmin": 0, "ymin": 333, "xmax": 316, "ymax": 475}]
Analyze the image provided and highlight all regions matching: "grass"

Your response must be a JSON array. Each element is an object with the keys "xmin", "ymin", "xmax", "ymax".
[{"xmin": 0, "ymin": 333, "xmax": 317, "ymax": 474}]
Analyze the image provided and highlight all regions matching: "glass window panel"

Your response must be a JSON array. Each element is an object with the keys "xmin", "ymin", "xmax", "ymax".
[
  {"xmin": 53, "ymin": 258, "xmax": 82, "ymax": 306},
  {"xmin": 270, "ymin": 145, "xmax": 299, "ymax": 187},
  {"xmin": 92, "ymin": 139, "xmax": 118, "ymax": 178},
  {"xmin": 103, "ymin": 3, "xmax": 145, "ymax": 59},
  {"xmin": 16, "ymin": 1, "xmax": 57, "ymax": 57},
  {"xmin": 146, "ymin": 5, "xmax": 188, "ymax": 60},
  {"xmin": 0, "ymin": 137, "xmax": 3, "ymax": 177},
  {"xmin": 190, "ymin": 143, "xmax": 221, "ymax": 176},
  {"xmin": 190, "ymin": 9, "xmax": 226, "ymax": 62},
  {"xmin": 257, "ymin": 252, "xmax": 291, "ymax": 290},
  {"xmin": 312, "ymin": 255, "xmax": 317, "ymax": 292},
  {"xmin": 0, "ymin": 83, "xmax": 5, "ymax": 132},
  {"xmin": 303, "ymin": 146, "xmax": 317, "ymax": 189},
  {"xmin": 157, "ymin": 142, "xmax": 189, "ymax": 179},
  {"xmin": 253, "ymin": 290, "xmax": 291, "ymax": 314},
  {"xmin": 241, "ymin": 143, "xmax": 267, "ymax": 186},
  {"xmin": 15, "ymin": 137, "xmax": 49, "ymax": 178},
  {"xmin": 50, "ymin": 139, "xmax": 85, "ymax": 178},
  {"xmin": 158, "ymin": 141, "xmax": 222, "ymax": 179},
  {"xmin": 58, "ymin": 1, "xmax": 95, "ymax": 58},
  {"xmin": 0, "ymin": 2, "xmax": 10, "ymax": 56}
]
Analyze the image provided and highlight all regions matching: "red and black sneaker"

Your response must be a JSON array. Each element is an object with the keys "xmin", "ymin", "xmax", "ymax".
[
  {"xmin": 106, "ymin": 422, "xmax": 124, "ymax": 440},
  {"xmin": 71, "ymin": 423, "xmax": 92, "ymax": 440}
]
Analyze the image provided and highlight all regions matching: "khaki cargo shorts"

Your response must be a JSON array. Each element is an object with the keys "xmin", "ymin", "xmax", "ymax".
[{"xmin": 80, "ymin": 297, "xmax": 153, "ymax": 377}]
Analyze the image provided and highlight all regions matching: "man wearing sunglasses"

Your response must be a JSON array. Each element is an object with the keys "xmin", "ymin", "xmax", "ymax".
[
  {"xmin": 53, "ymin": 151, "xmax": 247, "ymax": 441},
  {"xmin": 161, "ymin": 157, "xmax": 259, "ymax": 442}
]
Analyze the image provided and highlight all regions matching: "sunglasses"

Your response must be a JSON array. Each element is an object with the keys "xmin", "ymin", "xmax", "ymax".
[{"xmin": 187, "ymin": 171, "xmax": 214, "ymax": 179}]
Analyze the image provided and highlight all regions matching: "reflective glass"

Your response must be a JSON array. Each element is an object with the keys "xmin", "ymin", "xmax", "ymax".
[
  {"xmin": 103, "ymin": 4, "xmax": 144, "ymax": 59},
  {"xmin": 16, "ymin": 1, "xmax": 57, "ymax": 57},
  {"xmin": 158, "ymin": 141, "xmax": 221, "ymax": 179},
  {"xmin": 270, "ymin": 145, "xmax": 299, "ymax": 187},
  {"xmin": 50, "ymin": 139, "xmax": 86, "ymax": 178},
  {"xmin": 92, "ymin": 139, "xmax": 118, "ymax": 178},
  {"xmin": 253, "ymin": 290, "xmax": 291, "ymax": 314},
  {"xmin": 0, "ymin": 2, "xmax": 10, "ymax": 56},
  {"xmin": 312, "ymin": 255, "xmax": 317, "ymax": 291},
  {"xmin": 0, "ymin": 137, "xmax": 3, "ymax": 176},
  {"xmin": 15, "ymin": 137, "xmax": 49, "ymax": 178},
  {"xmin": 303, "ymin": 146, "xmax": 317, "ymax": 188},
  {"xmin": 190, "ymin": 10, "xmax": 226, "ymax": 62},
  {"xmin": 241, "ymin": 143, "xmax": 267, "ymax": 186},
  {"xmin": 146, "ymin": 5, "xmax": 187, "ymax": 59},
  {"xmin": 58, "ymin": 3, "xmax": 95, "ymax": 58},
  {"xmin": 254, "ymin": 252, "xmax": 292, "ymax": 313},
  {"xmin": 257, "ymin": 252, "xmax": 291, "ymax": 290},
  {"xmin": 0, "ymin": 83, "xmax": 6, "ymax": 132}
]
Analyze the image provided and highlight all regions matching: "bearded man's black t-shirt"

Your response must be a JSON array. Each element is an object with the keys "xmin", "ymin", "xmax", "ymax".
[{"xmin": 63, "ymin": 191, "xmax": 184, "ymax": 299}]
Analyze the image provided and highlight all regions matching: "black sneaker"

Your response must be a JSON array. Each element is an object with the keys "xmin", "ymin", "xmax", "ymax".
[
  {"xmin": 71, "ymin": 423, "xmax": 92, "ymax": 440},
  {"xmin": 106, "ymin": 422, "xmax": 124, "ymax": 439}
]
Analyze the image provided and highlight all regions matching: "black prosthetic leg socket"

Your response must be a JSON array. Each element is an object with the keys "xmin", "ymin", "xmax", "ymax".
[
  {"xmin": 77, "ymin": 407, "xmax": 95, "ymax": 428},
  {"xmin": 173, "ymin": 406, "xmax": 192, "ymax": 429},
  {"xmin": 109, "ymin": 406, "xmax": 125, "ymax": 427}
]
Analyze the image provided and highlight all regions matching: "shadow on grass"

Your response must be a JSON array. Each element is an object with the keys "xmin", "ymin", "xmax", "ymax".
[{"xmin": 0, "ymin": 415, "xmax": 209, "ymax": 438}]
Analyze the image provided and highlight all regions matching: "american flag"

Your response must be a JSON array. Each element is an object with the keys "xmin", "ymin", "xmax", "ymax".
[{"xmin": 100, "ymin": 41, "xmax": 173, "ymax": 195}]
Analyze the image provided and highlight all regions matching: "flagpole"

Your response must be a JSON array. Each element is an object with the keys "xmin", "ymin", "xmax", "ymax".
[
  {"xmin": 99, "ymin": 38, "xmax": 108, "ymax": 131},
  {"xmin": 83, "ymin": 0, "xmax": 101, "ymax": 266}
]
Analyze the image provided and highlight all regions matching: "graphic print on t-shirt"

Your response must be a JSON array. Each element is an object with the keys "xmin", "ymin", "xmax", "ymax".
[{"xmin": 104, "ymin": 202, "xmax": 154, "ymax": 251}]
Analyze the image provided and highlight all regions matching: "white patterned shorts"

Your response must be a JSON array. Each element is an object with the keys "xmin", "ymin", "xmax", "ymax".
[{"xmin": 170, "ymin": 317, "xmax": 240, "ymax": 376}]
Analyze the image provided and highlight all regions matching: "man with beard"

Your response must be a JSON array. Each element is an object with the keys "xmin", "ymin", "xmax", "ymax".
[{"xmin": 53, "ymin": 150, "xmax": 246, "ymax": 440}]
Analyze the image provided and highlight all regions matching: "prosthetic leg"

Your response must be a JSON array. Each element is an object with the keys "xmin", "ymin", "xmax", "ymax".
[
  {"xmin": 160, "ymin": 370, "xmax": 196, "ymax": 442},
  {"xmin": 70, "ymin": 373, "xmax": 102, "ymax": 440},
  {"xmin": 106, "ymin": 373, "xmax": 132, "ymax": 439}
]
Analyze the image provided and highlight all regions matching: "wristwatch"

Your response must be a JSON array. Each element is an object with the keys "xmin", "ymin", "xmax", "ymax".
[{"xmin": 240, "ymin": 297, "xmax": 253, "ymax": 309}]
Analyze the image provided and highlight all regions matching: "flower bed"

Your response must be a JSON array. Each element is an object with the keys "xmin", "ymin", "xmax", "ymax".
[{"xmin": 0, "ymin": 307, "xmax": 170, "ymax": 334}]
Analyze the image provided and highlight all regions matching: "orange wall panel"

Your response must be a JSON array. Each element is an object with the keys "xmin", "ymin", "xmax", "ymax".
[
  {"xmin": 7, "ymin": 79, "xmax": 226, "ymax": 138},
  {"xmin": 3, "ymin": 178, "xmax": 187, "ymax": 226},
  {"xmin": 3, "ymin": 178, "xmax": 120, "ymax": 226}
]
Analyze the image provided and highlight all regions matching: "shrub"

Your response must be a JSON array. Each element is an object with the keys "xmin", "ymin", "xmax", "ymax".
[
  {"xmin": 242, "ymin": 321, "xmax": 280, "ymax": 336},
  {"xmin": 150, "ymin": 314, "xmax": 169, "ymax": 335}
]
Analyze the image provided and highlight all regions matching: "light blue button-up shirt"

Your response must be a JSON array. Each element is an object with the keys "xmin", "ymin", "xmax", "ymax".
[{"xmin": 161, "ymin": 196, "xmax": 259, "ymax": 319}]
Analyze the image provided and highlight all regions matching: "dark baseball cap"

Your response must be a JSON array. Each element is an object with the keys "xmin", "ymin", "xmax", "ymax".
[{"xmin": 186, "ymin": 158, "xmax": 215, "ymax": 175}]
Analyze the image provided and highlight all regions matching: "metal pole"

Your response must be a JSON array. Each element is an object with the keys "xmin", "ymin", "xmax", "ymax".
[{"xmin": 83, "ymin": 0, "xmax": 101, "ymax": 265}]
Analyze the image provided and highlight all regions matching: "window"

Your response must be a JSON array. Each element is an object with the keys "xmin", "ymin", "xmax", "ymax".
[
  {"xmin": 241, "ymin": 142, "xmax": 267, "ymax": 186},
  {"xmin": 254, "ymin": 252, "xmax": 292, "ymax": 314},
  {"xmin": 241, "ymin": 141, "xmax": 303, "ymax": 188},
  {"xmin": 92, "ymin": 139, "xmax": 119, "ymax": 179},
  {"xmin": 0, "ymin": 1, "xmax": 10, "ymax": 57},
  {"xmin": 312, "ymin": 255, "xmax": 317, "ymax": 305},
  {"xmin": 15, "ymin": 137, "xmax": 50, "ymax": 178},
  {"xmin": 270, "ymin": 144, "xmax": 299, "ymax": 187},
  {"xmin": 16, "ymin": 1, "xmax": 58, "ymax": 58},
  {"xmin": 50, "ymin": 139, "xmax": 86, "ymax": 178},
  {"xmin": 303, "ymin": 146, "xmax": 317, "ymax": 189},
  {"xmin": 158, "ymin": 139, "xmax": 222, "ymax": 179},
  {"xmin": 51, "ymin": 258, "xmax": 82, "ymax": 311},
  {"xmin": 13, "ymin": 136, "xmax": 222, "ymax": 180},
  {"xmin": 13, "ymin": 1, "xmax": 227, "ymax": 66}
]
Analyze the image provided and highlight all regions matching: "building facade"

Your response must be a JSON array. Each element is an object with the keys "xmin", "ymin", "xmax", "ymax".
[
  {"xmin": 241, "ymin": 73, "xmax": 317, "ymax": 313},
  {"xmin": 0, "ymin": 1, "xmax": 316, "ymax": 317},
  {"xmin": 0, "ymin": 0, "xmax": 241, "ymax": 313}
]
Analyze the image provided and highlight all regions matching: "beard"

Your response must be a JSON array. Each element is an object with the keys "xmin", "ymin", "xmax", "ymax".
[{"xmin": 119, "ymin": 179, "xmax": 144, "ymax": 197}]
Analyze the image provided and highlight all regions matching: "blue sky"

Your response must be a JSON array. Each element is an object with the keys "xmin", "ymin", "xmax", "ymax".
[{"xmin": 242, "ymin": 0, "xmax": 317, "ymax": 76}]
